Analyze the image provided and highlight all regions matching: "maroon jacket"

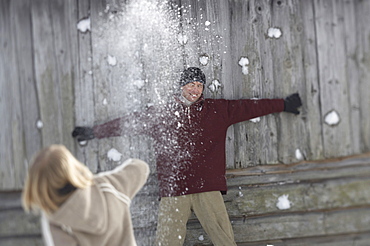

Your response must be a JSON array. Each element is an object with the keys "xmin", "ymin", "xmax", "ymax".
[{"xmin": 93, "ymin": 96, "xmax": 284, "ymax": 197}]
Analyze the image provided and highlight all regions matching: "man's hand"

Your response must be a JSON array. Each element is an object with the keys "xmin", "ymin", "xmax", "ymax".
[
  {"xmin": 72, "ymin": 127, "xmax": 95, "ymax": 141},
  {"xmin": 284, "ymin": 93, "xmax": 302, "ymax": 115}
]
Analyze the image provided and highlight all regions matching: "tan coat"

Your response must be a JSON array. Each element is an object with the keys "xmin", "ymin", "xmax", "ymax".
[{"xmin": 42, "ymin": 159, "xmax": 150, "ymax": 246}]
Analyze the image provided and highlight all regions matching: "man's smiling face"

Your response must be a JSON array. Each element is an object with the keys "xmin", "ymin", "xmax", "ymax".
[{"xmin": 181, "ymin": 81, "xmax": 204, "ymax": 103}]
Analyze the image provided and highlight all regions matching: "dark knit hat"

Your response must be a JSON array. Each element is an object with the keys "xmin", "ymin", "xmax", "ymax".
[{"xmin": 179, "ymin": 67, "xmax": 206, "ymax": 87}]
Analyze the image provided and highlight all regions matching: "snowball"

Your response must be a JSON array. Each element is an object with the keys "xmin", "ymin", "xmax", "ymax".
[
  {"xmin": 241, "ymin": 66, "xmax": 249, "ymax": 75},
  {"xmin": 107, "ymin": 55, "xmax": 117, "ymax": 66},
  {"xmin": 267, "ymin": 27, "xmax": 282, "ymax": 38},
  {"xmin": 199, "ymin": 55, "xmax": 209, "ymax": 65},
  {"xmin": 249, "ymin": 117, "xmax": 260, "ymax": 123},
  {"xmin": 103, "ymin": 98, "xmax": 108, "ymax": 105},
  {"xmin": 107, "ymin": 148, "xmax": 122, "ymax": 162},
  {"xmin": 324, "ymin": 110, "xmax": 340, "ymax": 126},
  {"xmin": 276, "ymin": 194, "xmax": 291, "ymax": 210},
  {"xmin": 77, "ymin": 17, "xmax": 91, "ymax": 33},
  {"xmin": 36, "ymin": 120, "xmax": 43, "ymax": 129},
  {"xmin": 199, "ymin": 235, "xmax": 204, "ymax": 241},
  {"xmin": 177, "ymin": 34, "xmax": 188, "ymax": 45},
  {"xmin": 205, "ymin": 21, "xmax": 211, "ymax": 26},
  {"xmin": 295, "ymin": 149, "xmax": 303, "ymax": 160}
]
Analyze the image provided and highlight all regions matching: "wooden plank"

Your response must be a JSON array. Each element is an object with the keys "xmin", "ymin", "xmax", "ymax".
[
  {"xmin": 228, "ymin": 0, "xmax": 256, "ymax": 168},
  {"xmin": 184, "ymin": 207, "xmax": 370, "ymax": 244},
  {"xmin": 226, "ymin": 177, "xmax": 370, "ymax": 216},
  {"xmin": 0, "ymin": 237, "xmax": 43, "ymax": 246},
  {"xmin": 8, "ymin": 0, "xmax": 28, "ymax": 190},
  {"xmin": 0, "ymin": 0, "xmax": 16, "ymax": 190},
  {"xmin": 236, "ymin": 231, "xmax": 370, "ymax": 246},
  {"xmin": 90, "ymin": 0, "xmax": 128, "ymax": 173},
  {"xmin": 31, "ymin": 0, "xmax": 62, "ymax": 147},
  {"xmin": 269, "ymin": 0, "xmax": 307, "ymax": 164},
  {"xmin": 299, "ymin": 0, "xmax": 324, "ymax": 160},
  {"xmin": 73, "ymin": 0, "xmax": 100, "ymax": 173},
  {"xmin": 49, "ymin": 0, "xmax": 76, "ymax": 152},
  {"xmin": 0, "ymin": 192, "xmax": 22, "ymax": 210},
  {"xmin": 0, "ymin": 209, "xmax": 40, "ymax": 237},
  {"xmin": 10, "ymin": 0, "xmax": 42, "ymax": 171},
  {"xmin": 243, "ymin": 0, "xmax": 280, "ymax": 165},
  {"xmin": 342, "ymin": 0, "xmax": 361, "ymax": 155},
  {"xmin": 314, "ymin": 0, "xmax": 353, "ymax": 158},
  {"xmin": 356, "ymin": 0, "xmax": 370, "ymax": 152}
]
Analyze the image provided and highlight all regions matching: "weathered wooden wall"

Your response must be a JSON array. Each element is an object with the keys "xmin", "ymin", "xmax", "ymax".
[{"xmin": 2, "ymin": 0, "xmax": 370, "ymax": 245}]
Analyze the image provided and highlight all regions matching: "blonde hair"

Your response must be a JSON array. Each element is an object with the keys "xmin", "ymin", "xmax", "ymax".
[{"xmin": 22, "ymin": 144, "xmax": 93, "ymax": 214}]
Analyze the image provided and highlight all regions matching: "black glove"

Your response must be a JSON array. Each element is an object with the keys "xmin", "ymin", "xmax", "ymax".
[
  {"xmin": 72, "ymin": 127, "xmax": 95, "ymax": 141},
  {"xmin": 284, "ymin": 93, "xmax": 302, "ymax": 115}
]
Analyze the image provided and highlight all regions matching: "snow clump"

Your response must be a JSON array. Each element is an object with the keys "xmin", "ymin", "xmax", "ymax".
[
  {"xmin": 276, "ymin": 194, "xmax": 291, "ymax": 210},
  {"xmin": 295, "ymin": 149, "xmax": 303, "ymax": 160},
  {"xmin": 249, "ymin": 117, "xmax": 260, "ymax": 123},
  {"xmin": 199, "ymin": 235, "xmax": 204, "ymax": 241},
  {"xmin": 238, "ymin": 57, "xmax": 249, "ymax": 75},
  {"xmin": 267, "ymin": 27, "xmax": 282, "ymax": 38},
  {"xmin": 208, "ymin": 79, "xmax": 221, "ymax": 93},
  {"xmin": 77, "ymin": 17, "xmax": 91, "ymax": 33},
  {"xmin": 107, "ymin": 148, "xmax": 122, "ymax": 162},
  {"xmin": 36, "ymin": 120, "xmax": 43, "ymax": 129},
  {"xmin": 199, "ymin": 54, "xmax": 209, "ymax": 66},
  {"xmin": 324, "ymin": 110, "xmax": 340, "ymax": 126},
  {"xmin": 107, "ymin": 55, "xmax": 117, "ymax": 66},
  {"xmin": 177, "ymin": 34, "xmax": 188, "ymax": 45}
]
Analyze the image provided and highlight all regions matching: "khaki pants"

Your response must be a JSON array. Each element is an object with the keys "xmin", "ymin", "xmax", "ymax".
[{"xmin": 155, "ymin": 191, "xmax": 236, "ymax": 246}]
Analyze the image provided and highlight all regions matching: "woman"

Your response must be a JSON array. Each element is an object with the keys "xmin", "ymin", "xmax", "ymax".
[{"xmin": 22, "ymin": 144, "xmax": 149, "ymax": 246}]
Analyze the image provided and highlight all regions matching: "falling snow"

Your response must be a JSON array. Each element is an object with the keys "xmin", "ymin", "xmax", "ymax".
[{"xmin": 177, "ymin": 34, "xmax": 188, "ymax": 45}]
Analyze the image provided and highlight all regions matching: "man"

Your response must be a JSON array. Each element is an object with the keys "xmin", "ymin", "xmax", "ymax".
[{"xmin": 72, "ymin": 67, "xmax": 302, "ymax": 245}]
